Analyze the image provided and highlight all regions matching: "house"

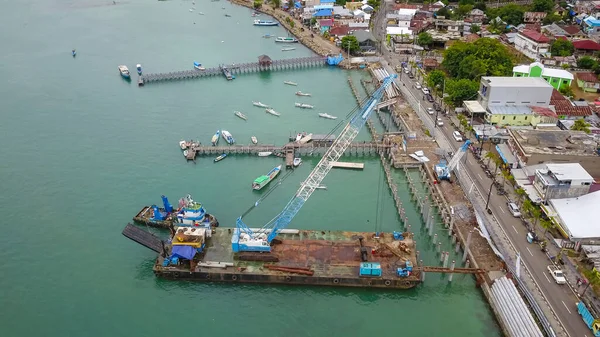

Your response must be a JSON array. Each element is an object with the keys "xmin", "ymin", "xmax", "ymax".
[
  {"xmin": 550, "ymin": 89, "xmax": 593, "ymax": 118},
  {"xmin": 345, "ymin": 1, "xmax": 364, "ymax": 11},
  {"xmin": 397, "ymin": 8, "xmax": 417, "ymax": 28},
  {"xmin": 514, "ymin": 29, "xmax": 551, "ymax": 60},
  {"xmin": 422, "ymin": 58, "xmax": 439, "ymax": 70},
  {"xmin": 352, "ymin": 30, "xmax": 377, "ymax": 51},
  {"xmin": 542, "ymin": 23, "xmax": 569, "ymax": 38},
  {"xmin": 464, "ymin": 33, "xmax": 480, "ymax": 43},
  {"xmin": 329, "ymin": 25, "xmax": 351, "ymax": 37},
  {"xmin": 506, "ymin": 128, "xmax": 600, "ymax": 177},
  {"xmin": 572, "ymin": 40, "xmax": 600, "ymax": 56},
  {"xmin": 524, "ymin": 12, "xmax": 547, "ymax": 23},
  {"xmin": 561, "ymin": 25, "xmax": 585, "ymax": 38},
  {"xmin": 544, "ymin": 191, "xmax": 600, "ymax": 243},
  {"xmin": 467, "ymin": 9, "xmax": 485, "ymax": 23},
  {"xmin": 533, "ymin": 163, "xmax": 594, "ymax": 203},
  {"xmin": 386, "ymin": 26, "xmax": 413, "ymax": 40},
  {"xmin": 583, "ymin": 16, "xmax": 600, "ymax": 36},
  {"xmin": 540, "ymin": 55, "xmax": 576, "ymax": 68},
  {"xmin": 434, "ymin": 19, "xmax": 464, "ymax": 33},
  {"xmin": 318, "ymin": 19, "xmax": 333, "ymax": 34},
  {"xmin": 313, "ymin": 8, "xmax": 333, "ymax": 18},
  {"xmin": 512, "ymin": 62, "xmax": 574, "ymax": 90},
  {"xmin": 577, "ymin": 72, "xmax": 600, "ymax": 93},
  {"xmin": 332, "ymin": 6, "xmax": 352, "ymax": 18}
]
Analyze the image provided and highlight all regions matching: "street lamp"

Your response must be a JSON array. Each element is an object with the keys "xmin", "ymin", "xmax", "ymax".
[{"xmin": 485, "ymin": 178, "xmax": 495, "ymax": 214}]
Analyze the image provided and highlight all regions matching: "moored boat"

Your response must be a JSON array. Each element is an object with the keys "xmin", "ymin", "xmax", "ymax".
[
  {"xmin": 252, "ymin": 101, "xmax": 269, "ymax": 108},
  {"xmin": 295, "ymin": 133, "xmax": 302, "ymax": 142},
  {"xmin": 284, "ymin": 81, "xmax": 297, "ymax": 86},
  {"xmin": 262, "ymin": 34, "xmax": 274, "ymax": 38},
  {"xmin": 221, "ymin": 130, "xmax": 235, "ymax": 144},
  {"xmin": 132, "ymin": 194, "xmax": 218, "ymax": 228},
  {"xmin": 275, "ymin": 36, "xmax": 298, "ymax": 43},
  {"xmin": 253, "ymin": 19, "xmax": 278, "ymax": 26},
  {"xmin": 234, "ymin": 111, "xmax": 247, "ymax": 120},
  {"xmin": 295, "ymin": 91, "xmax": 311, "ymax": 96},
  {"xmin": 211, "ymin": 130, "xmax": 220, "ymax": 146},
  {"xmin": 194, "ymin": 62, "xmax": 206, "ymax": 70},
  {"xmin": 136, "ymin": 64, "xmax": 142, "ymax": 75},
  {"xmin": 318, "ymin": 113, "xmax": 338, "ymax": 120},
  {"xmin": 214, "ymin": 153, "xmax": 227, "ymax": 162},
  {"xmin": 118, "ymin": 65, "xmax": 130, "ymax": 79},
  {"xmin": 293, "ymin": 158, "xmax": 302, "ymax": 167},
  {"xmin": 183, "ymin": 149, "xmax": 189, "ymax": 158},
  {"xmin": 281, "ymin": 47, "xmax": 296, "ymax": 51},
  {"xmin": 295, "ymin": 103, "xmax": 314, "ymax": 109},
  {"xmin": 266, "ymin": 108, "xmax": 281, "ymax": 116},
  {"xmin": 179, "ymin": 140, "xmax": 190, "ymax": 150},
  {"xmin": 258, "ymin": 151, "xmax": 272, "ymax": 157},
  {"xmin": 72, "ymin": 49, "xmax": 76, "ymax": 57},
  {"xmin": 251, "ymin": 136, "xmax": 258, "ymax": 144},
  {"xmin": 252, "ymin": 165, "xmax": 282, "ymax": 190}
]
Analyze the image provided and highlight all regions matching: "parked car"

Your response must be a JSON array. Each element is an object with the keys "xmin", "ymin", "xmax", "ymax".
[
  {"xmin": 427, "ymin": 107, "xmax": 434, "ymax": 115},
  {"xmin": 452, "ymin": 131, "xmax": 463, "ymax": 141},
  {"xmin": 507, "ymin": 202, "xmax": 521, "ymax": 217},
  {"xmin": 422, "ymin": 87, "xmax": 430, "ymax": 95},
  {"xmin": 408, "ymin": 72, "xmax": 414, "ymax": 79},
  {"xmin": 436, "ymin": 118, "xmax": 444, "ymax": 126},
  {"xmin": 415, "ymin": 82, "xmax": 422, "ymax": 89},
  {"xmin": 426, "ymin": 94, "xmax": 434, "ymax": 102}
]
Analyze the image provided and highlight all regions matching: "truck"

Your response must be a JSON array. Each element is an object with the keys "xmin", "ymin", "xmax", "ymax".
[
  {"xmin": 547, "ymin": 265, "xmax": 567, "ymax": 284},
  {"xmin": 577, "ymin": 301, "xmax": 600, "ymax": 336}
]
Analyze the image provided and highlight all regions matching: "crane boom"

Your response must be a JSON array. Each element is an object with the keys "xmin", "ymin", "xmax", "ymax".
[
  {"xmin": 231, "ymin": 75, "xmax": 397, "ymax": 252},
  {"xmin": 434, "ymin": 140, "xmax": 471, "ymax": 181}
]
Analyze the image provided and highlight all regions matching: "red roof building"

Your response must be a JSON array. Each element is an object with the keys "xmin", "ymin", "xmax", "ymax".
[
  {"xmin": 577, "ymin": 72, "xmax": 600, "ymax": 83},
  {"xmin": 519, "ymin": 29, "xmax": 551, "ymax": 43},
  {"xmin": 329, "ymin": 25, "xmax": 351, "ymax": 36},
  {"xmin": 573, "ymin": 40, "xmax": 600, "ymax": 55},
  {"xmin": 550, "ymin": 89, "xmax": 593, "ymax": 117}
]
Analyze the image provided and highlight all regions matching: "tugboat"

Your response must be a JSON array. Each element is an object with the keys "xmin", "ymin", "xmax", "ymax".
[
  {"xmin": 118, "ymin": 65, "xmax": 130, "ymax": 79},
  {"xmin": 132, "ymin": 194, "xmax": 219, "ymax": 229},
  {"xmin": 136, "ymin": 64, "xmax": 142, "ymax": 75}
]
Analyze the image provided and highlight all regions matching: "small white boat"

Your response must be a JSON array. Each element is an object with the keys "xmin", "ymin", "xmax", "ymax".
[
  {"xmin": 275, "ymin": 37, "xmax": 299, "ymax": 43},
  {"xmin": 258, "ymin": 151, "xmax": 272, "ymax": 157},
  {"xmin": 254, "ymin": 19, "xmax": 278, "ymax": 26},
  {"xmin": 263, "ymin": 34, "xmax": 274, "ymax": 38},
  {"xmin": 251, "ymin": 136, "xmax": 258, "ymax": 144},
  {"xmin": 253, "ymin": 101, "xmax": 269, "ymax": 108},
  {"xmin": 266, "ymin": 108, "xmax": 280, "ymax": 116},
  {"xmin": 194, "ymin": 62, "xmax": 205, "ymax": 71},
  {"xmin": 179, "ymin": 140, "xmax": 189, "ymax": 150},
  {"xmin": 136, "ymin": 64, "xmax": 142, "ymax": 75},
  {"xmin": 118, "ymin": 65, "xmax": 130, "ymax": 79},
  {"xmin": 211, "ymin": 130, "xmax": 220, "ymax": 146},
  {"xmin": 293, "ymin": 158, "xmax": 302, "ymax": 167},
  {"xmin": 234, "ymin": 111, "xmax": 247, "ymax": 120},
  {"xmin": 183, "ymin": 150, "xmax": 189, "ymax": 157},
  {"xmin": 295, "ymin": 91, "xmax": 311, "ymax": 96},
  {"xmin": 221, "ymin": 130, "xmax": 235, "ymax": 144},
  {"xmin": 284, "ymin": 81, "xmax": 297, "ymax": 86},
  {"xmin": 281, "ymin": 47, "xmax": 296, "ymax": 51},
  {"xmin": 295, "ymin": 103, "xmax": 314, "ymax": 109},
  {"xmin": 295, "ymin": 133, "xmax": 302, "ymax": 142},
  {"xmin": 189, "ymin": 8, "xmax": 194, "ymax": 12},
  {"xmin": 318, "ymin": 113, "xmax": 338, "ymax": 120},
  {"xmin": 199, "ymin": 12, "xmax": 205, "ymax": 15}
]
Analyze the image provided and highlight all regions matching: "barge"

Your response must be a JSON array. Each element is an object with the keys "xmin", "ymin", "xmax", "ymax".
[{"xmin": 140, "ymin": 226, "xmax": 420, "ymax": 289}]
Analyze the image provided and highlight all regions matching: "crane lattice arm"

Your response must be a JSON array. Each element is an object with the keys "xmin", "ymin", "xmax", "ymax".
[
  {"xmin": 232, "ymin": 75, "xmax": 397, "ymax": 252},
  {"xmin": 447, "ymin": 140, "xmax": 471, "ymax": 172}
]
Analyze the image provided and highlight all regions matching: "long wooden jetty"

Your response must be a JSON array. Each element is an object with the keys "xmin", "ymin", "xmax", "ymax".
[{"xmin": 141, "ymin": 56, "xmax": 327, "ymax": 84}]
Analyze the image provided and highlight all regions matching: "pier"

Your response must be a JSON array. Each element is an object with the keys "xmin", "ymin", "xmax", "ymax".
[{"xmin": 140, "ymin": 56, "xmax": 327, "ymax": 85}]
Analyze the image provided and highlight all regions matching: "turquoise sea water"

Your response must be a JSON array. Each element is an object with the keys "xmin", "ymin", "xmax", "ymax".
[{"xmin": 0, "ymin": 1, "xmax": 500, "ymax": 336}]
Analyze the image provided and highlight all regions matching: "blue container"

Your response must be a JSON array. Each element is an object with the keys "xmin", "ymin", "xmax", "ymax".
[
  {"xmin": 162, "ymin": 259, "xmax": 170, "ymax": 267},
  {"xmin": 393, "ymin": 231, "xmax": 404, "ymax": 240},
  {"xmin": 360, "ymin": 262, "xmax": 382, "ymax": 276},
  {"xmin": 405, "ymin": 261, "xmax": 413, "ymax": 272}
]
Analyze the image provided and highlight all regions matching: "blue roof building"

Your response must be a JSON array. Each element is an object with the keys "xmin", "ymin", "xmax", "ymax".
[
  {"xmin": 313, "ymin": 8, "xmax": 333, "ymax": 17},
  {"xmin": 583, "ymin": 17, "xmax": 600, "ymax": 36},
  {"xmin": 320, "ymin": 0, "xmax": 335, "ymax": 3}
]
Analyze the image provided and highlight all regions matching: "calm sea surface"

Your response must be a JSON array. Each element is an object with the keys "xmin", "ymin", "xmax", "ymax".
[{"xmin": 0, "ymin": 1, "xmax": 500, "ymax": 336}]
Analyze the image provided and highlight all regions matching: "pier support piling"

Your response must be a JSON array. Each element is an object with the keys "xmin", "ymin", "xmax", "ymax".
[
  {"xmin": 437, "ymin": 242, "xmax": 442, "ymax": 255},
  {"xmin": 462, "ymin": 230, "xmax": 473, "ymax": 263},
  {"xmin": 420, "ymin": 260, "xmax": 425, "ymax": 281},
  {"xmin": 443, "ymin": 252, "xmax": 449, "ymax": 268},
  {"xmin": 448, "ymin": 260, "xmax": 456, "ymax": 282},
  {"xmin": 433, "ymin": 234, "xmax": 438, "ymax": 245}
]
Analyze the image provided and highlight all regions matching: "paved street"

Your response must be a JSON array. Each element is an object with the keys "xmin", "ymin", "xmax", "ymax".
[{"xmin": 370, "ymin": 4, "xmax": 592, "ymax": 336}]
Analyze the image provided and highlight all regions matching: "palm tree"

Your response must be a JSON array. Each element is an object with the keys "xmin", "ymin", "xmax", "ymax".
[
  {"xmin": 522, "ymin": 199, "xmax": 534, "ymax": 219},
  {"xmin": 571, "ymin": 118, "xmax": 591, "ymax": 134},
  {"xmin": 484, "ymin": 151, "xmax": 497, "ymax": 167},
  {"xmin": 515, "ymin": 187, "xmax": 527, "ymax": 205},
  {"xmin": 531, "ymin": 207, "xmax": 542, "ymax": 232},
  {"xmin": 540, "ymin": 218, "xmax": 554, "ymax": 236},
  {"xmin": 582, "ymin": 269, "xmax": 600, "ymax": 296}
]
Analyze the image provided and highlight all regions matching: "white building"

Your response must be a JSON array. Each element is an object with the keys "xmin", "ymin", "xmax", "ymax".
[
  {"xmin": 478, "ymin": 77, "xmax": 553, "ymax": 110},
  {"xmin": 546, "ymin": 191, "xmax": 600, "ymax": 244},
  {"xmin": 514, "ymin": 29, "xmax": 551, "ymax": 61},
  {"xmin": 533, "ymin": 163, "xmax": 594, "ymax": 202}
]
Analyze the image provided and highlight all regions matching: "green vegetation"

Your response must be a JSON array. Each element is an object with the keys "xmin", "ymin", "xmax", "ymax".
[
  {"xmin": 470, "ymin": 24, "xmax": 481, "ymax": 34},
  {"xmin": 442, "ymin": 38, "xmax": 514, "ymax": 80},
  {"xmin": 271, "ymin": 0, "xmax": 281, "ymax": 9},
  {"xmin": 310, "ymin": 17, "xmax": 317, "ymax": 27},
  {"xmin": 551, "ymin": 39, "xmax": 574, "ymax": 57},
  {"xmin": 577, "ymin": 56, "xmax": 597, "ymax": 69},
  {"xmin": 571, "ymin": 119, "xmax": 592, "ymax": 134},
  {"xmin": 367, "ymin": 0, "xmax": 380, "ymax": 11},
  {"xmin": 531, "ymin": 0, "xmax": 554, "ymax": 12},
  {"xmin": 444, "ymin": 78, "xmax": 479, "ymax": 107},
  {"xmin": 426, "ymin": 70, "xmax": 446, "ymax": 92},
  {"xmin": 253, "ymin": 0, "xmax": 262, "ymax": 9},
  {"xmin": 559, "ymin": 83, "xmax": 573, "ymax": 98},
  {"xmin": 515, "ymin": 187, "xmax": 527, "ymax": 206},
  {"xmin": 486, "ymin": 4, "xmax": 526, "ymax": 26},
  {"xmin": 335, "ymin": 0, "xmax": 347, "ymax": 5},
  {"xmin": 417, "ymin": 32, "xmax": 433, "ymax": 46},
  {"xmin": 341, "ymin": 35, "xmax": 360, "ymax": 54}
]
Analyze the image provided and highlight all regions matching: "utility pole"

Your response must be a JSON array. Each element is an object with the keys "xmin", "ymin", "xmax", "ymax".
[{"xmin": 485, "ymin": 179, "xmax": 495, "ymax": 213}]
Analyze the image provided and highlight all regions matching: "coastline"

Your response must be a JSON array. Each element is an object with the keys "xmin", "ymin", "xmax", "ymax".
[{"xmin": 230, "ymin": 0, "xmax": 342, "ymax": 57}]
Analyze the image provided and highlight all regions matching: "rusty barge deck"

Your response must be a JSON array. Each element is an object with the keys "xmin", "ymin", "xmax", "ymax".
[{"xmin": 153, "ymin": 227, "xmax": 421, "ymax": 289}]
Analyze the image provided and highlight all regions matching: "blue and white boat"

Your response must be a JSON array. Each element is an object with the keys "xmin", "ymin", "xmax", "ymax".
[
  {"xmin": 221, "ymin": 130, "xmax": 235, "ymax": 144},
  {"xmin": 72, "ymin": 49, "xmax": 76, "ymax": 57},
  {"xmin": 133, "ymin": 194, "xmax": 218, "ymax": 229},
  {"xmin": 253, "ymin": 19, "xmax": 278, "ymax": 26},
  {"xmin": 194, "ymin": 61, "xmax": 206, "ymax": 71},
  {"xmin": 211, "ymin": 130, "xmax": 220, "ymax": 146},
  {"xmin": 136, "ymin": 64, "xmax": 142, "ymax": 75},
  {"xmin": 118, "ymin": 65, "xmax": 130, "ymax": 79},
  {"xmin": 175, "ymin": 194, "xmax": 215, "ymax": 226},
  {"xmin": 214, "ymin": 153, "xmax": 227, "ymax": 162}
]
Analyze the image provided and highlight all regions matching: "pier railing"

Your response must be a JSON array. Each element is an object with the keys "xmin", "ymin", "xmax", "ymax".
[
  {"xmin": 187, "ymin": 141, "xmax": 389, "ymax": 157},
  {"xmin": 141, "ymin": 56, "xmax": 328, "ymax": 84}
]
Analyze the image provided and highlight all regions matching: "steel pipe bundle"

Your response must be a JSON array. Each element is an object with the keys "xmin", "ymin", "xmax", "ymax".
[{"xmin": 491, "ymin": 276, "xmax": 543, "ymax": 337}]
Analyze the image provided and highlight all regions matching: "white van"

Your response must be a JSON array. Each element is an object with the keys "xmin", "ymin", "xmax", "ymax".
[
  {"xmin": 452, "ymin": 131, "xmax": 463, "ymax": 141},
  {"xmin": 507, "ymin": 202, "xmax": 521, "ymax": 217}
]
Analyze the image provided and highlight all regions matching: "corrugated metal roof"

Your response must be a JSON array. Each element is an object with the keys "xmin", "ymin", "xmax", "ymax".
[{"xmin": 488, "ymin": 106, "xmax": 534, "ymax": 115}]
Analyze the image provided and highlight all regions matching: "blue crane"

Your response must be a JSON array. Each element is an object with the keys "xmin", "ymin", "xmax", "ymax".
[
  {"xmin": 231, "ymin": 75, "xmax": 398, "ymax": 252},
  {"xmin": 434, "ymin": 140, "xmax": 471, "ymax": 181}
]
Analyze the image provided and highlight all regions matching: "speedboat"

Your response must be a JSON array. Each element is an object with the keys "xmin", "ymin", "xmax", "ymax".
[
  {"xmin": 295, "ymin": 133, "xmax": 302, "ymax": 142},
  {"xmin": 224, "ymin": 14, "xmax": 231, "ymax": 17},
  {"xmin": 294, "ymin": 103, "xmax": 314, "ymax": 109},
  {"xmin": 183, "ymin": 150, "xmax": 189, "ymax": 158},
  {"xmin": 251, "ymin": 136, "xmax": 258, "ymax": 144},
  {"xmin": 234, "ymin": 111, "xmax": 247, "ymax": 120},
  {"xmin": 284, "ymin": 81, "xmax": 297, "ymax": 86},
  {"xmin": 252, "ymin": 12, "xmax": 260, "ymax": 17},
  {"xmin": 253, "ymin": 101, "xmax": 269, "ymax": 108},
  {"xmin": 293, "ymin": 158, "xmax": 302, "ymax": 167},
  {"xmin": 214, "ymin": 153, "xmax": 227, "ymax": 162},
  {"xmin": 211, "ymin": 130, "xmax": 220, "ymax": 146},
  {"xmin": 194, "ymin": 62, "xmax": 205, "ymax": 71},
  {"xmin": 254, "ymin": 19, "xmax": 278, "ymax": 26},
  {"xmin": 263, "ymin": 34, "xmax": 274, "ymax": 38},
  {"xmin": 118, "ymin": 65, "xmax": 130, "ymax": 79},
  {"xmin": 266, "ymin": 108, "xmax": 280, "ymax": 116},
  {"xmin": 296, "ymin": 91, "xmax": 311, "ymax": 96},
  {"xmin": 281, "ymin": 47, "xmax": 296, "ymax": 51},
  {"xmin": 136, "ymin": 64, "xmax": 142, "ymax": 75},
  {"xmin": 318, "ymin": 113, "xmax": 338, "ymax": 120},
  {"xmin": 221, "ymin": 130, "xmax": 235, "ymax": 144},
  {"xmin": 198, "ymin": 12, "xmax": 205, "ymax": 15},
  {"xmin": 258, "ymin": 151, "xmax": 272, "ymax": 157},
  {"xmin": 179, "ymin": 140, "xmax": 189, "ymax": 150},
  {"xmin": 275, "ymin": 37, "xmax": 298, "ymax": 43},
  {"xmin": 72, "ymin": 49, "xmax": 76, "ymax": 57}
]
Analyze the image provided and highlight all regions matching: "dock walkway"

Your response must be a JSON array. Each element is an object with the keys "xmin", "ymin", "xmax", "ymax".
[{"xmin": 141, "ymin": 56, "xmax": 327, "ymax": 84}]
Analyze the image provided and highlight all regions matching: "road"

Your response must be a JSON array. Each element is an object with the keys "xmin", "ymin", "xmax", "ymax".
[{"xmin": 370, "ymin": 5, "xmax": 591, "ymax": 336}]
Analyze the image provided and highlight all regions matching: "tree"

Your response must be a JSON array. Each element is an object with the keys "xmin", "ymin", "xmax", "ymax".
[
  {"xmin": 577, "ymin": 56, "xmax": 597, "ymax": 69},
  {"xmin": 486, "ymin": 4, "xmax": 526, "ymax": 26},
  {"xmin": 456, "ymin": 4, "xmax": 474, "ymax": 19},
  {"xmin": 543, "ymin": 13, "xmax": 563, "ymax": 25},
  {"xmin": 470, "ymin": 24, "xmax": 481, "ymax": 34},
  {"xmin": 540, "ymin": 218, "xmax": 554, "ymax": 236},
  {"xmin": 367, "ymin": 0, "xmax": 380, "ymax": 10},
  {"xmin": 335, "ymin": 0, "xmax": 347, "ymax": 5},
  {"xmin": 551, "ymin": 39, "xmax": 574, "ymax": 57},
  {"xmin": 571, "ymin": 118, "xmax": 592, "ymax": 134},
  {"xmin": 531, "ymin": 0, "xmax": 554, "ymax": 12},
  {"xmin": 530, "ymin": 207, "xmax": 541, "ymax": 232},
  {"xmin": 522, "ymin": 199, "xmax": 534, "ymax": 219},
  {"xmin": 417, "ymin": 32, "xmax": 433, "ymax": 46},
  {"xmin": 484, "ymin": 151, "xmax": 497, "ymax": 167},
  {"xmin": 442, "ymin": 38, "xmax": 514, "ymax": 80},
  {"xmin": 341, "ymin": 35, "xmax": 360, "ymax": 55},
  {"xmin": 253, "ymin": 0, "xmax": 262, "ymax": 9},
  {"xmin": 310, "ymin": 17, "xmax": 317, "ymax": 27},
  {"xmin": 559, "ymin": 83, "xmax": 573, "ymax": 97},
  {"xmin": 474, "ymin": 1, "xmax": 486, "ymax": 11},
  {"xmin": 515, "ymin": 187, "xmax": 527, "ymax": 206},
  {"xmin": 427, "ymin": 70, "xmax": 446, "ymax": 92},
  {"xmin": 271, "ymin": 0, "xmax": 281, "ymax": 9},
  {"xmin": 444, "ymin": 78, "xmax": 479, "ymax": 106},
  {"xmin": 436, "ymin": 7, "xmax": 452, "ymax": 19}
]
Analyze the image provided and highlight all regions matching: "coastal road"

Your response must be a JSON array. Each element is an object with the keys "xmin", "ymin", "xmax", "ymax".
[{"xmin": 393, "ymin": 64, "xmax": 591, "ymax": 337}]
